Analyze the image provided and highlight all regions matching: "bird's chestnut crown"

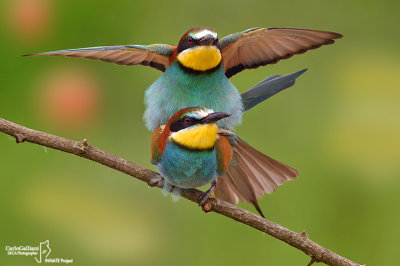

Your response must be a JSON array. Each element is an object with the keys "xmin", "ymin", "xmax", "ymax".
[{"xmin": 170, "ymin": 108, "xmax": 229, "ymax": 132}]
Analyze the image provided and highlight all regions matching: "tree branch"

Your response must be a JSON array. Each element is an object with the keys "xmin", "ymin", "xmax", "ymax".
[{"xmin": 0, "ymin": 118, "xmax": 362, "ymax": 266}]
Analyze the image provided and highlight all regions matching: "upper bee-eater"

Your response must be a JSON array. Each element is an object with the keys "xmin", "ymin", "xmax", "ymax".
[
  {"xmin": 27, "ymin": 26, "xmax": 342, "ymax": 131},
  {"xmin": 27, "ymin": 26, "xmax": 342, "ymax": 215}
]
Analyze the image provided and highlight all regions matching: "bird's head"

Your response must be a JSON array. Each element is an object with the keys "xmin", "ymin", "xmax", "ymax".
[
  {"xmin": 162, "ymin": 107, "xmax": 230, "ymax": 150},
  {"xmin": 175, "ymin": 27, "xmax": 221, "ymax": 72}
]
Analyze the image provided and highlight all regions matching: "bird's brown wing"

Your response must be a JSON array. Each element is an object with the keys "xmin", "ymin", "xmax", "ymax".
[
  {"xmin": 214, "ymin": 138, "xmax": 299, "ymax": 216},
  {"xmin": 151, "ymin": 125, "xmax": 165, "ymax": 165},
  {"xmin": 219, "ymin": 27, "xmax": 342, "ymax": 78},
  {"xmin": 215, "ymin": 133, "xmax": 235, "ymax": 176},
  {"xmin": 25, "ymin": 44, "xmax": 175, "ymax": 72}
]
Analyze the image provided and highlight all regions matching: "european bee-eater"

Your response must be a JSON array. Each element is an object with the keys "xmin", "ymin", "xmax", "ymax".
[
  {"xmin": 27, "ymin": 26, "xmax": 341, "ymax": 215},
  {"xmin": 151, "ymin": 107, "xmax": 232, "ymax": 205},
  {"xmin": 151, "ymin": 107, "xmax": 298, "ymax": 216},
  {"xmin": 27, "ymin": 26, "xmax": 342, "ymax": 131}
]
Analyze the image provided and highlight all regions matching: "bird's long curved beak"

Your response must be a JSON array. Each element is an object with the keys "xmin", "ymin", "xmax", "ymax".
[
  {"xmin": 199, "ymin": 34, "xmax": 216, "ymax": 46},
  {"xmin": 201, "ymin": 112, "xmax": 231, "ymax": 124}
]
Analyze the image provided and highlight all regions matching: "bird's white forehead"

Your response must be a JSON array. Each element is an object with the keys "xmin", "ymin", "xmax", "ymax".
[
  {"xmin": 188, "ymin": 108, "xmax": 214, "ymax": 119},
  {"xmin": 189, "ymin": 29, "xmax": 218, "ymax": 40}
]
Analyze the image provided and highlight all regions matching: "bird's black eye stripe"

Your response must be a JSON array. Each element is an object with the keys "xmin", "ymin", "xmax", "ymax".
[
  {"xmin": 170, "ymin": 116, "xmax": 199, "ymax": 132},
  {"xmin": 177, "ymin": 34, "xmax": 219, "ymax": 53},
  {"xmin": 178, "ymin": 36, "xmax": 196, "ymax": 53}
]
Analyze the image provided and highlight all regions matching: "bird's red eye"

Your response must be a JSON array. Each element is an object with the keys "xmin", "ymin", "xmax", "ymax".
[
  {"xmin": 187, "ymin": 37, "xmax": 193, "ymax": 44},
  {"xmin": 184, "ymin": 117, "xmax": 191, "ymax": 124}
]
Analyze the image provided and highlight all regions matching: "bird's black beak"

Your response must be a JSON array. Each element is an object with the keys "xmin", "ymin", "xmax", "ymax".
[
  {"xmin": 201, "ymin": 112, "xmax": 231, "ymax": 124},
  {"xmin": 199, "ymin": 34, "xmax": 216, "ymax": 46}
]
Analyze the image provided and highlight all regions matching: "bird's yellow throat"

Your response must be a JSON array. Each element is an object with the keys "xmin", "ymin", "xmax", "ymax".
[
  {"xmin": 177, "ymin": 46, "xmax": 222, "ymax": 71},
  {"xmin": 170, "ymin": 124, "xmax": 218, "ymax": 150}
]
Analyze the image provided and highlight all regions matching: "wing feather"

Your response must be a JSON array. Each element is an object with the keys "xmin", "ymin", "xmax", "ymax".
[
  {"xmin": 220, "ymin": 27, "xmax": 342, "ymax": 78},
  {"xmin": 151, "ymin": 126, "xmax": 165, "ymax": 165},
  {"xmin": 25, "ymin": 44, "xmax": 175, "ymax": 72},
  {"xmin": 215, "ymin": 134, "xmax": 234, "ymax": 175},
  {"xmin": 214, "ymin": 138, "xmax": 299, "ymax": 214}
]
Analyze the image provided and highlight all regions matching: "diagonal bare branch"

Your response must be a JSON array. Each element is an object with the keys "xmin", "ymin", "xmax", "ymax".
[{"xmin": 0, "ymin": 117, "xmax": 361, "ymax": 266}]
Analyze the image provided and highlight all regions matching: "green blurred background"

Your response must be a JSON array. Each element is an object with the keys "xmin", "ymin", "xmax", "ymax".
[{"xmin": 0, "ymin": 0, "xmax": 399, "ymax": 265}]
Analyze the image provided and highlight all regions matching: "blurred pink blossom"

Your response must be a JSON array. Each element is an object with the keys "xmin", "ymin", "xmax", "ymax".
[
  {"xmin": 6, "ymin": 0, "xmax": 53, "ymax": 41},
  {"xmin": 37, "ymin": 67, "xmax": 102, "ymax": 130}
]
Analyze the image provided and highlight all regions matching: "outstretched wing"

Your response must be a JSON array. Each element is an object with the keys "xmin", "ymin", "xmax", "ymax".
[
  {"xmin": 214, "ymin": 138, "xmax": 298, "ymax": 216},
  {"xmin": 25, "ymin": 44, "xmax": 175, "ymax": 72},
  {"xmin": 220, "ymin": 27, "xmax": 342, "ymax": 78}
]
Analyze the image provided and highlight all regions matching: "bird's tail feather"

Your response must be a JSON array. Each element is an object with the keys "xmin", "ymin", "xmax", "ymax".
[
  {"xmin": 214, "ymin": 138, "xmax": 299, "ymax": 217},
  {"xmin": 241, "ymin": 69, "xmax": 307, "ymax": 112}
]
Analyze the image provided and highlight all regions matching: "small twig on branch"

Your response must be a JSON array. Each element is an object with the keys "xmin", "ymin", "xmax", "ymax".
[
  {"xmin": 308, "ymin": 257, "xmax": 317, "ymax": 266},
  {"xmin": 0, "ymin": 118, "xmax": 362, "ymax": 266}
]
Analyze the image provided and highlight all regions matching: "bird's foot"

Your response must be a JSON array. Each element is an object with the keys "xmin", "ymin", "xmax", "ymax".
[
  {"xmin": 197, "ymin": 179, "xmax": 218, "ymax": 206},
  {"xmin": 149, "ymin": 175, "xmax": 164, "ymax": 188},
  {"xmin": 198, "ymin": 191, "xmax": 213, "ymax": 206}
]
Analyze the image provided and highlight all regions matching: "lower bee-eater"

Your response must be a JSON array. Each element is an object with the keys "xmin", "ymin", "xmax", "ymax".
[
  {"xmin": 151, "ymin": 107, "xmax": 298, "ymax": 216},
  {"xmin": 151, "ymin": 107, "xmax": 232, "ymax": 205}
]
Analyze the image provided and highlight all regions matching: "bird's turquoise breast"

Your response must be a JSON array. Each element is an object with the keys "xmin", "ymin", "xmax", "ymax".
[
  {"xmin": 144, "ymin": 62, "xmax": 243, "ymax": 130},
  {"xmin": 157, "ymin": 141, "xmax": 218, "ymax": 188}
]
